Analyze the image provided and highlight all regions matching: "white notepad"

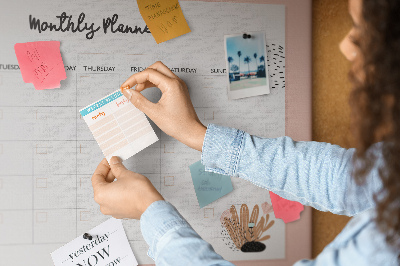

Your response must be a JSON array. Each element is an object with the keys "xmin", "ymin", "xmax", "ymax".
[{"xmin": 79, "ymin": 90, "xmax": 158, "ymax": 161}]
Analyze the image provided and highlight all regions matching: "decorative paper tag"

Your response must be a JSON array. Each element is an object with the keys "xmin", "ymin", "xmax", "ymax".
[{"xmin": 51, "ymin": 218, "xmax": 138, "ymax": 266}]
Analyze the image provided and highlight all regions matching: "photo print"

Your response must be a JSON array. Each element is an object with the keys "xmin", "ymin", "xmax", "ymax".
[{"xmin": 224, "ymin": 32, "xmax": 270, "ymax": 100}]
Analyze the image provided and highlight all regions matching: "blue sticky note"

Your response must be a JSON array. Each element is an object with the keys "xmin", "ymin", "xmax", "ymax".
[{"xmin": 189, "ymin": 160, "xmax": 233, "ymax": 208}]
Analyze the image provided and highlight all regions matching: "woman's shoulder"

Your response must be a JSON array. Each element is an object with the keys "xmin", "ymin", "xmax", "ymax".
[{"xmin": 325, "ymin": 209, "xmax": 399, "ymax": 265}]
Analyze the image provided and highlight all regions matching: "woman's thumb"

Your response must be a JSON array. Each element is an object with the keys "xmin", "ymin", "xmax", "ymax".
[
  {"xmin": 122, "ymin": 88, "xmax": 154, "ymax": 115},
  {"xmin": 109, "ymin": 156, "xmax": 128, "ymax": 177}
]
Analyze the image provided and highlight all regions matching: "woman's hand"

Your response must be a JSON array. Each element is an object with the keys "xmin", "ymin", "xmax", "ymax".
[
  {"xmin": 120, "ymin": 61, "xmax": 206, "ymax": 151},
  {"xmin": 91, "ymin": 157, "xmax": 164, "ymax": 220}
]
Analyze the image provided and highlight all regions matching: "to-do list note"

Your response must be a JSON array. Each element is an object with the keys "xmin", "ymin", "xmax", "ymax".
[{"xmin": 79, "ymin": 90, "xmax": 158, "ymax": 162}]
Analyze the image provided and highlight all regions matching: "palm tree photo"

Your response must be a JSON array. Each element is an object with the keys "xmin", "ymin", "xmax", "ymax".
[{"xmin": 226, "ymin": 32, "xmax": 268, "ymax": 92}]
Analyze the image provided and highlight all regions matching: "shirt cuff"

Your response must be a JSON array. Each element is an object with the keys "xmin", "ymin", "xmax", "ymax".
[
  {"xmin": 140, "ymin": 200, "xmax": 191, "ymax": 260},
  {"xmin": 201, "ymin": 124, "xmax": 245, "ymax": 176}
]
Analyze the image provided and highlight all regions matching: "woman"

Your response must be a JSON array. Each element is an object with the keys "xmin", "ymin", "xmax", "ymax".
[{"xmin": 91, "ymin": 0, "xmax": 400, "ymax": 264}]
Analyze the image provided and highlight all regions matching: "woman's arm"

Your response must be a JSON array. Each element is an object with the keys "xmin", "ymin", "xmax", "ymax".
[
  {"xmin": 202, "ymin": 124, "xmax": 382, "ymax": 216},
  {"xmin": 141, "ymin": 201, "xmax": 235, "ymax": 266},
  {"xmin": 91, "ymin": 157, "xmax": 234, "ymax": 266},
  {"xmin": 119, "ymin": 62, "xmax": 382, "ymax": 217}
]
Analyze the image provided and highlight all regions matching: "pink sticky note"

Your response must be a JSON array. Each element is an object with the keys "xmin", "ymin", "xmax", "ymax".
[
  {"xmin": 14, "ymin": 41, "xmax": 66, "ymax": 90},
  {"xmin": 269, "ymin": 191, "xmax": 304, "ymax": 223}
]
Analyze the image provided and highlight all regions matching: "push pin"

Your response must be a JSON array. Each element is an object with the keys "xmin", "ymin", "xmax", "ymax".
[
  {"xmin": 83, "ymin": 233, "xmax": 95, "ymax": 240},
  {"xmin": 120, "ymin": 85, "xmax": 130, "ymax": 93},
  {"xmin": 243, "ymin": 33, "xmax": 252, "ymax": 39},
  {"xmin": 121, "ymin": 85, "xmax": 133, "ymax": 100}
]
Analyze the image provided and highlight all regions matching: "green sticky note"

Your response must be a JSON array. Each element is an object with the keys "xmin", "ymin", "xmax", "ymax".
[{"xmin": 189, "ymin": 160, "xmax": 233, "ymax": 208}]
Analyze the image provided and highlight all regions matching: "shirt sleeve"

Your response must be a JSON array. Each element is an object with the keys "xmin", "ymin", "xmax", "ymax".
[
  {"xmin": 201, "ymin": 124, "xmax": 383, "ymax": 216},
  {"xmin": 140, "ymin": 200, "xmax": 235, "ymax": 266}
]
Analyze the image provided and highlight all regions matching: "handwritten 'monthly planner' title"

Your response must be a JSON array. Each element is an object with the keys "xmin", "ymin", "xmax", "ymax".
[{"xmin": 29, "ymin": 12, "xmax": 151, "ymax": 40}]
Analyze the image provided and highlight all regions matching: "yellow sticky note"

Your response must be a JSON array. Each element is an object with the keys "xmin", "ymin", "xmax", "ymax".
[{"xmin": 137, "ymin": 0, "xmax": 191, "ymax": 44}]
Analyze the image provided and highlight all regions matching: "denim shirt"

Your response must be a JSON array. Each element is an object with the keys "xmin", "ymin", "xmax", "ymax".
[{"xmin": 140, "ymin": 124, "xmax": 399, "ymax": 265}]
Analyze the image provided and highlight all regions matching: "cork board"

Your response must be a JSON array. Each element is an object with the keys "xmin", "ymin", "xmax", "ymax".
[{"xmin": 312, "ymin": 0, "xmax": 353, "ymax": 258}]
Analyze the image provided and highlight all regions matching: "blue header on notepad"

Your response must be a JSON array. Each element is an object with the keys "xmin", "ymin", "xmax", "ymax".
[{"xmin": 80, "ymin": 91, "xmax": 123, "ymax": 116}]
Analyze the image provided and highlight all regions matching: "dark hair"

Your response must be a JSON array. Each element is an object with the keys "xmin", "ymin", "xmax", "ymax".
[{"xmin": 350, "ymin": 0, "xmax": 400, "ymax": 251}]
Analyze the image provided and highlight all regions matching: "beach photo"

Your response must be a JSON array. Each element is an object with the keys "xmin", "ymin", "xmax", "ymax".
[{"xmin": 225, "ymin": 32, "xmax": 270, "ymax": 100}]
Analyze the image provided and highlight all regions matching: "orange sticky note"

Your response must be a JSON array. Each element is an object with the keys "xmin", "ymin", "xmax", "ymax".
[
  {"xmin": 14, "ymin": 41, "xmax": 66, "ymax": 90},
  {"xmin": 137, "ymin": 0, "xmax": 191, "ymax": 44},
  {"xmin": 269, "ymin": 191, "xmax": 304, "ymax": 223}
]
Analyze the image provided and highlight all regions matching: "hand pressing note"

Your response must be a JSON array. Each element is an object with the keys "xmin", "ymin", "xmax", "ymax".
[
  {"xmin": 120, "ymin": 61, "xmax": 207, "ymax": 151},
  {"xmin": 91, "ymin": 157, "xmax": 164, "ymax": 219}
]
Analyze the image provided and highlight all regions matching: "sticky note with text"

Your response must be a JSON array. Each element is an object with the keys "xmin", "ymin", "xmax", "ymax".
[
  {"xmin": 51, "ymin": 218, "xmax": 138, "ymax": 266},
  {"xmin": 269, "ymin": 191, "xmax": 304, "ymax": 223},
  {"xmin": 189, "ymin": 160, "xmax": 233, "ymax": 208},
  {"xmin": 14, "ymin": 41, "xmax": 66, "ymax": 90},
  {"xmin": 137, "ymin": 0, "xmax": 191, "ymax": 44},
  {"xmin": 79, "ymin": 90, "xmax": 158, "ymax": 162}
]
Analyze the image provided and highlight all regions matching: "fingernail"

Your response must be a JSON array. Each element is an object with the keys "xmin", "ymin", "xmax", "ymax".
[
  {"xmin": 110, "ymin": 156, "xmax": 122, "ymax": 165},
  {"xmin": 123, "ymin": 89, "xmax": 133, "ymax": 100}
]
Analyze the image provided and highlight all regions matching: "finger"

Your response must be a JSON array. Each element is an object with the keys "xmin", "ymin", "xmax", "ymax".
[
  {"xmin": 105, "ymin": 169, "xmax": 116, "ymax": 183},
  {"xmin": 100, "ymin": 158, "xmax": 116, "ymax": 182},
  {"xmin": 135, "ymin": 61, "xmax": 182, "ymax": 92},
  {"xmin": 109, "ymin": 156, "xmax": 129, "ymax": 178},
  {"xmin": 121, "ymin": 89, "xmax": 158, "ymax": 117},
  {"xmin": 91, "ymin": 159, "xmax": 110, "ymax": 189},
  {"xmin": 121, "ymin": 68, "xmax": 173, "ymax": 94},
  {"xmin": 111, "ymin": 214, "xmax": 125, "ymax": 219},
  {"xmin": 147, "ymin": 61, "xmax": 177, "ymax": 79},
  {"xmin": 120, "ymin": 82, "xmax": 154, "ymax": 93},
  {"xmin": 100, "ymin": 206, "xmax": 110, "ymax": 216},
  {"xmin": 135, "ymin": 81, "xmax": 156, "ymax": 92},
  {"xmin": 120, "ymin": 62, "xmax": 177, "ymax": 92}
]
